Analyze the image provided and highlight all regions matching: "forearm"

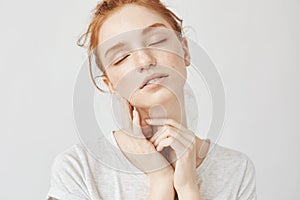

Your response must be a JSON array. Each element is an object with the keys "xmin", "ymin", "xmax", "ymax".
[{"xmin": 148, "ymin": 181, "xmax": 175, "ymax": 200}]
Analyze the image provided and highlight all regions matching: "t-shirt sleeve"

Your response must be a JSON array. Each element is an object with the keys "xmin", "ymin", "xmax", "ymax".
[
  {"xmin": 46, "ymin": 148, "xmax": 90, "ymax": 200},
  {"xmin": 237, "ymin": 156, "xmax": 258, "ymax": 200}
]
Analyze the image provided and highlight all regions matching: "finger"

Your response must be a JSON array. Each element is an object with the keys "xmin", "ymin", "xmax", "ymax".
[
  {"xmin": 148, "ymin": 118, "xmax": 196, "ymax": 146},
  {"xmin": 150, "ymin": 126, "xmax": 177, "ymax": 146},
  {"xmin": 176, "ymin": 129, "xmax": 195, "ymax": 149},
  {"xmin": 149, "ymin": 125, "xmax": 167, "ymax": 143},
  {"xmin": 152, "ymin": 127, "xmax": 195, "ymax": 156},
  {"xmin": 132, "ymin": 107, "xmax": 145, "ymax": 139},
  {"xmin": 146, "ymin": 118, "xmax": 182, "ymax": 130},
  {"xmin": 156, "ymin": 136, "xmax": 185, "ymax": 156},
  {"xmin": 127, "ymin": 100, "xmax": 134, "ymax": 120},
  {"xmin": 156, "ymin": 137, "xmax": 174, "ymax": 151},
  {"xmin": 119, "ymin": 98, "xmax": 133, "ymax": 133},
  {"xmin": 153, "ymin": 129, "xmax": 196, "ymax": 163},
  {"xmin": 120, "ymin": 97, "xmax": 132, "ymax": 120},
  {"xmin": 150, "ymin": 124, "xmax": 194, "ymax": 149}
]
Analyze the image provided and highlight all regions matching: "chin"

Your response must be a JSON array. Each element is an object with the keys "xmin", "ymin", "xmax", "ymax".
[{"xmin": 131, "ymin": 88, "xmax": 175, "ymax": 108}]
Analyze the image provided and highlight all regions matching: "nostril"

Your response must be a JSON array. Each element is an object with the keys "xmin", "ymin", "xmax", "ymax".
[{"xmin": 138, "ymin": 62, "xmax": 156, "ymax": 73}]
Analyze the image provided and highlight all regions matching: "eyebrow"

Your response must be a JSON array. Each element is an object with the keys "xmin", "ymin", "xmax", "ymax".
[
  {"xmin": 104, "ymin": 23, "xmax": 168, "ymax": 58},
  {"xmin": 142, "ymin": 23, "xmax": 167, "ymax": 35},
  {"xmin": 104, "ymin": 42, "xmax": 125, "ymax": 59}
]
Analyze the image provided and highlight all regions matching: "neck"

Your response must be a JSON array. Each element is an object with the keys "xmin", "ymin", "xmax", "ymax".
[{"xmin": 137, "ymin": 90, "xmax": 187, "ymax": 137}]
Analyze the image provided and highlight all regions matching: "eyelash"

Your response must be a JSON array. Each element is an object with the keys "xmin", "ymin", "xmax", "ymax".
[
  {"xmin": 148, "ymin": 38, "xmax": 167, "ymax": 46},
  {"xmin": 112, "ymin": 38, "xmax": 167, "ymax": 65},
  {"xmin": 114, "ymin": 54, "xmax": 130, "ymax": 65}
]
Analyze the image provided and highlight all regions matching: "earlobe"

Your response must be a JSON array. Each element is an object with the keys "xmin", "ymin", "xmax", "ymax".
[
  {"xmin": 102, "ymin": 75, "xmax": 115, "ymax": 94},
  {"xmin": 181, "ymin": 37, "xmax": 191, "ymax": 67}
]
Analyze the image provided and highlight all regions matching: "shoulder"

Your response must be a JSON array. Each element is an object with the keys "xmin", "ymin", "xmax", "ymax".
[
  {"xmin": 197, "ymin": 143, "xmax": 257, "ymax": 199},
  {"xmin": 47, "ymin": 144, "xmax": 93, "ymax": 200},
  {"xmin": 50, "ymin": 144, "xmax": 89, "ymax": 172},
  {"xmin": 207, "ymin": 143, "xmax": 256, "ymax": 188},
  {"xmin": 52, "ymin": 144, "xmax": 87, "ymax": 163},
  {"xmin": 212, "ymin": 144, "xmax": 257, "ymax": 199},
  {"xmin": 49, "ymin": 143, "xmax": 92, "ymax": 182},
  {"xmin": 209, "ymin": 143, "xmax": 255, "ymax": 165},
  {"xmin": 199, "ymin": 142, "xmax": 256, "ymax": 179}
]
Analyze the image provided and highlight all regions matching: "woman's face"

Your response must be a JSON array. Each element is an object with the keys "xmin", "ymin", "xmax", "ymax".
[{"xmin": 98, "ymin": 4, "xmax": 190, "ymax": 109}]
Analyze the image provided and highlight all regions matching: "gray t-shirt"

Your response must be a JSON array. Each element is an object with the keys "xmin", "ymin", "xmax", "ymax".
[{"xmin": 47, "ymin": 135, "xmax": 257, "ymax": 200}]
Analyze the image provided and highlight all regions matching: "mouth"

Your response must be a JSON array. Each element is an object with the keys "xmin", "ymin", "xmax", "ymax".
[{"xmin": 140, "ymin": 73, "xmax": 169, "ymax": 89}]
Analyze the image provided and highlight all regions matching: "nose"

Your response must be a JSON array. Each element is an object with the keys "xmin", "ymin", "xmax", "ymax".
[{"xmin": 133, "ymin": 49, "xmax": 157, "ymax": 73}]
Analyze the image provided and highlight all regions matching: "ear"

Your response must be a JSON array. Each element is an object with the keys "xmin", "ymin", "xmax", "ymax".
[
  {"xmin": 181, "ymin": 37, "xmax": 191, "ymax": 67},
  {"xmin": 101, "ymin": 75, "xmax": 116, "ymax": 93}
]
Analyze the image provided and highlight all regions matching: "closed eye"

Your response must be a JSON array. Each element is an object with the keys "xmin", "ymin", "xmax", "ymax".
[
  {"xmin": 114, "ymin": 54, "xmax": 130, "ymax": 65},
  {"xmin": 148, "ymin": 38, "xmax": 167, "ymax": 46}
]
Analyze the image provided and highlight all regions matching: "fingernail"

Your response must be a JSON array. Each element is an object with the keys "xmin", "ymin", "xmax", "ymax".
[
  {"xmin": 145, "ymin": 119, "xmax": 151, "ymax": 123},
  {"xmin": 156, "ymin": 146, "xmax": 162, "ymax": 151}
]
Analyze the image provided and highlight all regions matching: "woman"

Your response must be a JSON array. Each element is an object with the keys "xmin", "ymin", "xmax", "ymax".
[{"xmin": 47, "ymin": 0, "xmax": 257, "ymax": 199}]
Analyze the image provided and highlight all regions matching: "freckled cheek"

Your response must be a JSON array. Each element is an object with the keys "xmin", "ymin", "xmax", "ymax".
[
  {"xmin": 107, "ymin": 66, "xmax": 133, "ymax": 87},
  {"xmin": 157, "ymin": 53, "xmax": 186, "ymax": 74},
  {"xmin": 105, "ymin": 68, "xmax": 121, "ymax": 86}
]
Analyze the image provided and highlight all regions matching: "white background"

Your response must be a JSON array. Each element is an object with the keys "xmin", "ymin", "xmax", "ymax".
[{"xmin": 1, "ymin": 0, "xmax": 299, "ymax": 199}]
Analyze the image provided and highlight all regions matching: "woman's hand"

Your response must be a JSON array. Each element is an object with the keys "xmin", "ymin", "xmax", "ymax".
[
  {"xmin": 147, "ymin": 118, "xmax": 202, "ymax": 199},
  {"xmin": 113, "ymin": 99, "xmax": 175, "ymax": 199}
]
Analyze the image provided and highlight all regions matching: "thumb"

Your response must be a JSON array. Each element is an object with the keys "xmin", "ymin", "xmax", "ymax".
[
  {"xmin": 119, "ymin": 97, "xmax": 133, "ymax": 132},
  {"xmin": 132, "ymin": 107, "xmax": 145, "ymax": 139}
]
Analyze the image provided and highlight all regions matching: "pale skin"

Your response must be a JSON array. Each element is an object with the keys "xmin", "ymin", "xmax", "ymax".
[
  {"xmin": 49, "ymin": 4, "xmax": 209, "ymax": 200},
  {"xmin": 100, "ymin": 4, "xmax": 208, "ymax": 200}
]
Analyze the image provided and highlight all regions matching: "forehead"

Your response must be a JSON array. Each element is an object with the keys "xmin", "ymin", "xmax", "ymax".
[{"xmin": 99, "ymin": 4, "xmax": 174, "ymax": 44}]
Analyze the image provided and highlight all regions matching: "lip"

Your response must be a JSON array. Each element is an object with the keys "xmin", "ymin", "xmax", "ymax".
[{"xmin": 140, "ymin": 73, "xmax": 169, "ymax": 89}]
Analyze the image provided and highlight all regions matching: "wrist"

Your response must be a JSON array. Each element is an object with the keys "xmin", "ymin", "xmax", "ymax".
[
  {"xmin": 148, "ymin": 172, "xmax": 175, "ymax": 200},
  {"xmin": 148, "ymin": 167, "xmax": 174, "ymax": 200},
  {"xmin": 148, "ymin": 186, "xmax": 175, "ymax": 200},
  {"xmin": 177, "ymin": 185, "xmax": 201, "ymax": 200}
]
